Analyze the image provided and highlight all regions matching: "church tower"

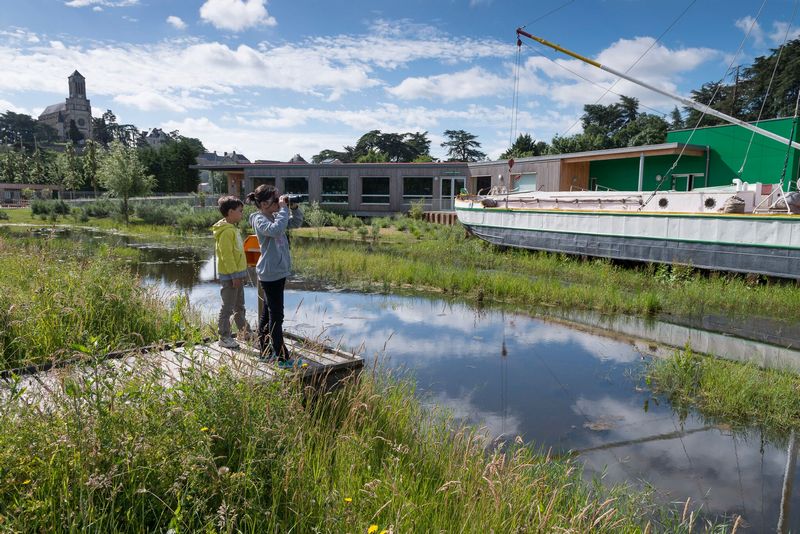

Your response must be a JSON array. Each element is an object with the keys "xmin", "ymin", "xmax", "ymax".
[{"xmin": 64, "ymin": 70, "xmax": 92, "ymax": 140}]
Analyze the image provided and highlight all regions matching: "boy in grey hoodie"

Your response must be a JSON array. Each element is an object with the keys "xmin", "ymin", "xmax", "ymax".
[{"xmin": 246, "ymin": 185, "xmax": 304, "ymax": 362}]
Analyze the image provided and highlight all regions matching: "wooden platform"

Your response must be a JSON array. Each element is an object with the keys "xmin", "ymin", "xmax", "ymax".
[{"xmin": 1, "ymin": 333, "xmax": 363, "ymax": 404}]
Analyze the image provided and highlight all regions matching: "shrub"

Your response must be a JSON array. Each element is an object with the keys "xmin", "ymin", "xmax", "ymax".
[
  {"xmin": 30, "ymin": 199, "xmax": 70, "ymax": 217},
  {"xmin": 409, "ymin": 198, "xmax": 426, "ymax": 220},
  {"xmin": 134, "ymin": 202, "xmax": 192, "ymax": 226},
  {"xmin": 83, "ymin": 199, "xmax": 117, "ymax": 218},
  {"xmin": 0, "ymin": 210, "xmax": 8, "ymax": 221}
]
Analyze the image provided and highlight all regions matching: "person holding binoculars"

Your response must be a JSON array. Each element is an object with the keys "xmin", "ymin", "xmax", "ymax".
[{"xmin": 246, "ymin": 184, "xmax": 304, "ymax": 365}]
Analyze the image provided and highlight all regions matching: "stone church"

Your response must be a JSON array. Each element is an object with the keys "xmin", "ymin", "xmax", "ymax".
[{"xmin": 38, "ymin": 71, "xmax": 93, "ymax": 141}]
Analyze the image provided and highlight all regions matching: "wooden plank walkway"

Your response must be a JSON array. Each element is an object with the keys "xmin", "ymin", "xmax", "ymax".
[{"xmin": 1, "ymin": 333, "xmax": 363, "ymax": 404}]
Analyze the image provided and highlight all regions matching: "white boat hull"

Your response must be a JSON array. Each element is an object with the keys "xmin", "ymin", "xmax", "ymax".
[{"xmin": 455, "ymin": 198, "xmax": 800, "ymax": 279}]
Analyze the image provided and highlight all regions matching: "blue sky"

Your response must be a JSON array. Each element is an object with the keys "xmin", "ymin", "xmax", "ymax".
[{"xmin": 1, "ymin": 0, "xmax": 798, "ymax": 161}]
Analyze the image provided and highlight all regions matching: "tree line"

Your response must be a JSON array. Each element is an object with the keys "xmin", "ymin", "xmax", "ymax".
[{"xmin": 0, "ymin": 109, "xmax": 204, "ymax": 193}]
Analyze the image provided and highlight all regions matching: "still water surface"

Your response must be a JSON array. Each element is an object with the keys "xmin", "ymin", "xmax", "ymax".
[{"xmin": 28, "ymin": 229, "xmax": 800, "ymax": 530}]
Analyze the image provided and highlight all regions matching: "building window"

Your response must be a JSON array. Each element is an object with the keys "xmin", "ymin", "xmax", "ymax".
[
  {"xmin": 402, "ymin": 177, "xmax": 433, "ymax": 202},
  {"xmin": 362, "ymin": 177, "xmax": 390, "ymax": 204},
  {"xmin": 516, "ymin": 172, "xmax": 537, "ymax": 191},
  {"xmin": 253, "ymin": 177, "xmax": 275, "ymax": 189},
  {"xmin": 283, "ymin": 177, "xmax": 309, "ymax": 202},
  {"xmin": 77, "ymin": 118, "xmax": 85, "ymax": 126},
  {"xmin": 322, "ymin": 177, "xmax": 348, "ymax": 204}
]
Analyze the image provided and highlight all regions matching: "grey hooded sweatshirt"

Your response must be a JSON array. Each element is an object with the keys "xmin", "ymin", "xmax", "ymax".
[{"xmin": 249, "ymin": 206, "xmax": 304, "ymax": 282}]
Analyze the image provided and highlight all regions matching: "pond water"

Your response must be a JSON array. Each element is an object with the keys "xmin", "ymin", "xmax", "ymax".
[{"xmin": 10, "ymin": 227, "xmax": 800, "ymax": 531}]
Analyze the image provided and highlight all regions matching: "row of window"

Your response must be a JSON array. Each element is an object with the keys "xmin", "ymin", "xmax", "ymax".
[{"xmin": 252, "ymin": 176, "xmax": 436, "ymax": 205}]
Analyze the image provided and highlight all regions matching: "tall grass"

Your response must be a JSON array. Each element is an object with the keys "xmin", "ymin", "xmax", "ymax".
[
  {"xmin": 0, "ymin": 359, "xmax": 728, "ymax": 532},
  {"xmin": 290, "ymin": 224, "xmax": 800, "ymax": 321},
  {"xmin": 0, "ymin": 234, "xmax": 199, "ymax": 370},
  {"xmin": 646, "ymin": 347, "xmax": 800, "ymax": 433}
]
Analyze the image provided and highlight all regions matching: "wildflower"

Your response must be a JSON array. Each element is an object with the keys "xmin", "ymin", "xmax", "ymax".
[
  {"xmin": 200, "ymin": 427, "xmax": 209, "ymax": 432},
  {"xmin": 368, "ymin": 526, "xmax": 378, "ymax": 534},
  {"xmin": 344, "ymin": 497, "xmax": 353, "ymax": 503},
  {"xmin": 22, "ymin": 479, "xmax": 31, "ymax": 485},
  {"xmin": 301, "ymin": 363, "xmax": 309, "ymax": 369},
  {"xmin": 380, "ymin": 531, "xmax": 388, "ymax": 534}
]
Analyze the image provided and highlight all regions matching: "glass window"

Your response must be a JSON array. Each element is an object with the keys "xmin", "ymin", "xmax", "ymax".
[
  {"xmin": 362, "ymin": 177, "xmax": 390, "ymax": 204},
  {"xmin": 322, "ymin": 177, "xmax": 348, "ymax": 204},
  {"xmin": 283, "ymin": 177, "xmax": 308, "ymax": 202},
  {"xmin": 253, "ymin": 177, "xmax": 275, "ymax": 189},
  {"xmin": 402, "ymin": 177, "xmax": 433, "ymax": 202},
  {"xmin": 516, "ymin": 172, "xmax": 537, "ymax": 191}
]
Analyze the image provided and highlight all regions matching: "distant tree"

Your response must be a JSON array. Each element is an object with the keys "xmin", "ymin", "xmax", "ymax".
[
  {"xmin": 403, "ymin": 131, "xmax": 432, "ymax": 160},
  {"xmin": 354, "ymin": 130, "xmax": 383, "ymax": 160},
  {"xmin": 312, "ymin": 149, "xmax": 351, "ymax": 163},
  {"xmin": 441, "ymin": 129, "xmax": 486, "ymax": 161},
  {"xmin": 97, "ymin": 141, "xmax": 156, "ymax": 223},
  {"xmin": 669, "ymin": 107, "xmax": 684, "ymax": 130},
  {"xmin": 684, "ymin": 82, "xmax": 736, "ymax": 127},
  {"xmin": 500, "ymin": 133, "xmax": 549, "ymax": 159},
  {"xmin": 549, "ymin": 96, "xmax": 668, "ymax": 153},
  {"xmin": 0, "ymin": 111, "xmax": 58, "ymax": 151},
  {"xmin": 67, "ymin": 120, "xmax": 84, "ymax": 143},
  {"xmin": 355, "ymin": 149, "xmax": 389, "ymax": 163},
  {"xmin": 740, "ymin": 39, "xmax": 800, "ymax": 120},
  {"xmin": 83, "ymin": 139, "xmax": 101, "ymax": 195},
  {"xmin": 58, "ymin": 141, "xmax": 84, "ymax": 192}
]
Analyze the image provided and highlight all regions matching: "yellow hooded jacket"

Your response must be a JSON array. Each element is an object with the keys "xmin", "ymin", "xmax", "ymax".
[{"xmin": 212, "ymin": 219, "xmax": 247, "ymax": 280}]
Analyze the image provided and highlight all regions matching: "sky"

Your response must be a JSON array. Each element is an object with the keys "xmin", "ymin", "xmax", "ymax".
[{"xmin": 1, "ymin": 0, "xmax": 798, "ymax": 161}]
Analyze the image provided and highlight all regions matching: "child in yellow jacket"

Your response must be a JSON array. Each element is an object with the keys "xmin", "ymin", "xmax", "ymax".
[{"xmin": 212, "ymin": 196, "xmax": 251, "ymax": 349}]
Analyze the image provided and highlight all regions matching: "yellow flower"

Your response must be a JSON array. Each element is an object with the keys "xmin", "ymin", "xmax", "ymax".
[
  {"xmin": 22, "ymin": 480, "xmax": 31, "ymax": 485},
  {"xmin": 380, "ymin": 531, "xmax": 388, "ymax": 534},
  {"xmin": 344, "ymin": 497, "xmax": 353, "ymax": 503},
  {"xmin": 301, "ymin": 363, "xmax": 309, "ymax": 369},
  {"xmin": 200, "ymin": 427, "xmax": 209, "ymax": 432},
  {"xmin": 368, "ymin": 526, "xmax": 378, "ymax": 534}
]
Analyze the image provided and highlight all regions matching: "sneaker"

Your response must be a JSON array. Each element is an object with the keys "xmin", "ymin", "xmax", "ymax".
[
  {"xmin": 219, "ymin": 337, "xmax": 240, "ymax": 349},
  {"xmin": 276, "ymin": 357, "xmax": 306, "ymax": 369}
]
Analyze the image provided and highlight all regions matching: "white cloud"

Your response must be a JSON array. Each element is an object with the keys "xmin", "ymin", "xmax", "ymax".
[
  {"xmin": 92, "ymin": 6, "xmax": 102, "ymax": 11},
  {"xmin": 166, "ymin": 16, "xmax": 187, "ymax": 30},
  {"xmin": 64, "ymin": 0, "xmax": 138, "ymax": 7},
  {"xmin": 199, "ymin": 0, "xmax": 276, "ymax": 32},
  {"xmin": 0, "ymin": 99, "xmax": 32, "ymax": 115},
  {"xmin": 387, "ymin": 67, "xmax": 509, "ymax": 102},
  {"xmin": 0, "ymin": 28, "xmax": 40, "ymax": 43},
  {"xmin": 522, "ymin": 36, "xmax": 719, "ymax": 111},
  {"xmin": 768, "ymin": 21, "xmax": 800, "ymax": 46},
  {"xmin": 114, "ymin": 90, "xmax": 209, "ymax": 112},
  {"xmin": 735, "ymin": 15, "xmax": 765, "ymax": 47}
]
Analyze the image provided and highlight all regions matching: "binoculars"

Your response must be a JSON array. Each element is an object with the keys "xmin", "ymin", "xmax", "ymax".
[{"xmin": 286, "ymin": 194, "xmax": 303, "ymax": 204}]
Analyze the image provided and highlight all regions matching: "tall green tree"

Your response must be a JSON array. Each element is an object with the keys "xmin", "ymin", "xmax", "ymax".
[
  {"xmin": 500, "ymin": 133, "xmax": 549, "ymax": 159},
  {"xmin": 97, "ymin": 141, "xmax": 156, "ymax": 223},
  {"xmin": 549, "ymin": 96, "xmax": 668, "ymax": 153},
  {"xmin": 669, "ymin": 107, "xmax": 684, "ymax": 130},
  {"xmin": 441, "ymin": 129, "xmax": 486, "ymax": 161},
  {"xmin": 58, "ymin": 142, "xmax": 84, "ymax": 192},
  {"xmin": 82, "ymin": 140, "xmax": 101, "ymax": 195},
  {"xmin": 0, "ymin": 111, "xmax": 58, "ymax": 151}
]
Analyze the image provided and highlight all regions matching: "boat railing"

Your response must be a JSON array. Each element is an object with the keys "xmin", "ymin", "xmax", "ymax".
[{"xmin": 753, "ymin": 185, "xmax": 793, "ymax": 214}]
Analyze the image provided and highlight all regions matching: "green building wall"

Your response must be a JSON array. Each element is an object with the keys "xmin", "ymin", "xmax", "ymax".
[{"xmin": 589, "ymin": 117, "xmax": 799, "ymax": 192}]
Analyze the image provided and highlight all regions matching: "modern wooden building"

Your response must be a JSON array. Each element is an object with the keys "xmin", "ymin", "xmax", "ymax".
[{"xmin": 192, "ymin": 118, "xmax": 798, "ymax": 215}]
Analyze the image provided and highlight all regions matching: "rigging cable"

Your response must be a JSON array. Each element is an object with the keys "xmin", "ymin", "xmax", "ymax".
[
  {"xmin": 643, "ymin": 0, "xmax": 769, "ymax": 209},
  {"xmin": 510, "ymin": 0, "xmax": 576, "ymax": 147},
  {"xmin": 552, "ymin": 0, "xmax": 699, "ymax": 139},
  {"xmin": 738, "ymin": 0, "xmax": 799, "ymax": 178},
  {"xmin": 510, "ymin": 40, "xmax": 522, "ymax": 146}
]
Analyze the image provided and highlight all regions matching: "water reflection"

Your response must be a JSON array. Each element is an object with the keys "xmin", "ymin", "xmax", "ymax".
[{"xmin": 6, "ymin": 226, "xmax": 800, "ymax": 530}]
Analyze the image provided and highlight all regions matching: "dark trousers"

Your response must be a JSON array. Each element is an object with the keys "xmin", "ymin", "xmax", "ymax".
[{"xmin": 258, "ymin": 278, "xmax": 288, "ymax": 359}]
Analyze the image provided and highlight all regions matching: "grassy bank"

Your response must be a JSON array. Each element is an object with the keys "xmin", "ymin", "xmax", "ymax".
[
  {"xmin": 647, "ymin": 348, "xmax": 800, "ymax": 433},
  {"xmin": 290, "ymin": 226, "xmax": 800, "ymax": 322},
  {"xmin": 0, "ymin": 361, "xmax": 726, "ymax": 532},
  {"xmin": 0, "ymin": 233, "xmax": 199, "ymax": 370}
]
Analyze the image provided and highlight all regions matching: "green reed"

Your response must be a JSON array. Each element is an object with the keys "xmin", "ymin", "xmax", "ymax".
[
  {"xmin": 647, "ymin": 347, "xmax": 800, "ymax": 433},
  {"xmin": 0, "ymin": 234, "xmax": 199, "ymax": 370},
  {"xmin": 0, "ymin": 359, "xmax": 730, "ymax": 532},
  {"xmin": 290, "ymin": 226, "xmax": 800, "ymax": 322}
]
